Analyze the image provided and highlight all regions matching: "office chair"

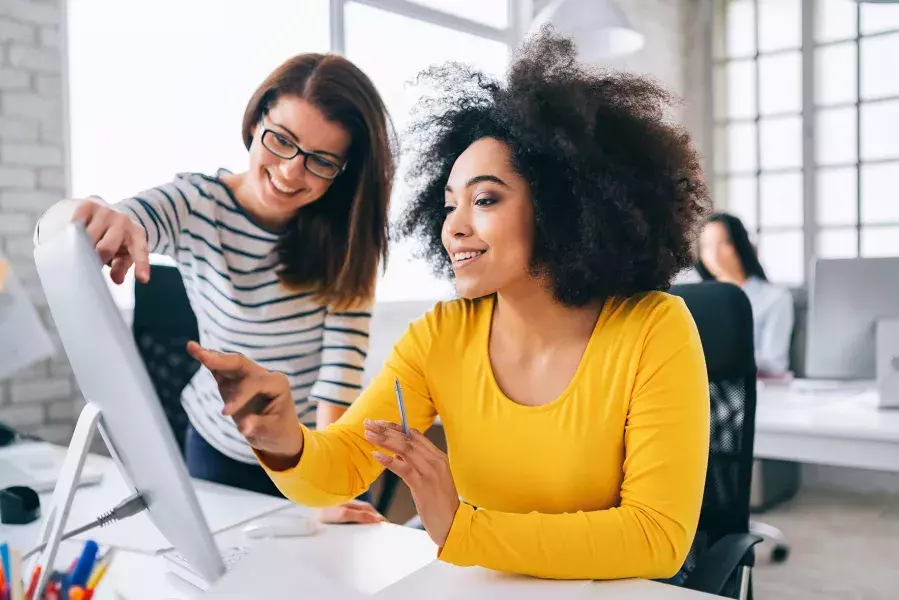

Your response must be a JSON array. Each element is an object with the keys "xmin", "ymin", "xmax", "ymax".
[
  {"xmin": 132, "ymin": 264, "xmax": 200, "ymax": 454},
  {"xmin": 671, "ymin": 282, "xmax": 763, "ymax": 600}
]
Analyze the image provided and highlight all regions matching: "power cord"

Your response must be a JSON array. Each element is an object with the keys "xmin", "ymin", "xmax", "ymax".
[{"xmin": 23, "ymin": 492, "xmax": 147, "ymax": 560}]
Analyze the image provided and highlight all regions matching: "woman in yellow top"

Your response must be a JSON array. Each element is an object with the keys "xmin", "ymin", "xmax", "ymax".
[{"xmin": 189, "ymin": 28, "xmax": 712, "ymax": 581}]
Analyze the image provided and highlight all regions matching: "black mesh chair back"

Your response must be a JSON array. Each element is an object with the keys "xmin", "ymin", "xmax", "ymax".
[
  {"xmin": 132, "ymin": 264, "xmax": 199, "ymax": 454},
  {"xmin": 671, "ymin": 282, "xmax": 759, "ymax": 598}
]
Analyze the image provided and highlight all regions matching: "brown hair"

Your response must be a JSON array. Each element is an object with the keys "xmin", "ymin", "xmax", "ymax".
[{"xmin": 241, "ymin": 54, "xmax": 394, "ymax": 309}]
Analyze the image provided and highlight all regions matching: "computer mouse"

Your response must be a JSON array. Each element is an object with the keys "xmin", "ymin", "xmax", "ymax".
[{"xmin": 241, "ymin": 515, "xmax": 322, "ymax": 539}]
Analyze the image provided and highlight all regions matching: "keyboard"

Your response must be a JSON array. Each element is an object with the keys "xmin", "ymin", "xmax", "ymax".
[{"xmin": 161, "ymin": 545, "xmax": 251, "ymax": 591}]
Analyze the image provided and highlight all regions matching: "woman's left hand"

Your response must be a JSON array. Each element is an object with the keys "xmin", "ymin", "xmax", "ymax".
[
  {"xmin": 364, "ymin": 419, "xmax": 460, "ymax": 547},
  {"xmin": 317, "ymin": 500, "xmax": 385, "ymax": 524}
]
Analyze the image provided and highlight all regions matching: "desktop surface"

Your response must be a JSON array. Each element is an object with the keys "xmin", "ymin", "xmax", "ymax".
[
  {"xmin": 755, "ymin": 379, "xmax": 899, "ymax": 472},
  {"xmin": 2, "ymin": 445, "xmax": 717, "ymax": 599}
]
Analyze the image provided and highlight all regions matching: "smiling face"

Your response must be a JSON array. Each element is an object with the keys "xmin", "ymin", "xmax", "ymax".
[
  {"xmin": 441, "ymin": 137, "xmax": 537, "ymax": 299},
  {"xmin": 245, "ymin": 95, "xmax": 351, "ymax": 228}
]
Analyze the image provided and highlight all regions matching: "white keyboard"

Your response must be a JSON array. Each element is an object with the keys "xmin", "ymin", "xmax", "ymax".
[{"xmin": 162, "ymin": 545, "xmax": 251, "ymax": 591}]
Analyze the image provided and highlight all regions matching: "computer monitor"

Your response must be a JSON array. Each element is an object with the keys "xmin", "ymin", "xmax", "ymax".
[
  {"xmin": 805, "ymin": 256, "xmax": 899, "ymax": 380},
  {"xmin": 33, "ymin": 223, "xmax": 225, "ymax": 584}
]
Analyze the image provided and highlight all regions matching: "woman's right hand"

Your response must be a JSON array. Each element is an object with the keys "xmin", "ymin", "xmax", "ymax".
[
  {"xmin": 71, "ymin": 197, "xmax": 150, "ymax": 284},
  {"xmin": 186, "ymin": 341, "xmax": 305, "ymax": 470}
]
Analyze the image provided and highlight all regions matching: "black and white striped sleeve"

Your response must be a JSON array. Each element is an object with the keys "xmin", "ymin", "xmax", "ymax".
[
  {"xmin": 116, "ymin": 179, "xmax": 192, "ymax": 257},
  {"xmin": 309, "ymin": 302, "xmax": 373, "ymax": 407}
]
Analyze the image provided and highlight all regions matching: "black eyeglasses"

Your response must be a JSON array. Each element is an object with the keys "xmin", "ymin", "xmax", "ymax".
[{"xmin": 260, "ymin": 126, "xmax": 346, "ymax": 180}]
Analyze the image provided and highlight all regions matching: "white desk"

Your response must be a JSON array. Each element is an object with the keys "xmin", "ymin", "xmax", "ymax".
[
  {"xmin": 0, "ymin": 446, "xmax": 716, "ymax": 599},
  {"xmin": 755, "ymin": 382, "xmax": 899, "ymax": 473}
]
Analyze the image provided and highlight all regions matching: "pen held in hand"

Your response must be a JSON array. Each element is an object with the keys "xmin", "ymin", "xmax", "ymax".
[{"xmin": 394, "ymin": 378, "xmax": 409, "ymax": 435}]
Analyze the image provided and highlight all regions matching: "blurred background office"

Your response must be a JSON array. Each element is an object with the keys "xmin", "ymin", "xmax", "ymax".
[{"xmin": 1, "ymin": 0, "xmax": 899, "ymax": 598}]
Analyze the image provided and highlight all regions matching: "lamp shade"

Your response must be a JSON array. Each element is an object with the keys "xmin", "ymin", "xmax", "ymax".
[{"xmin": 530, "ymin": 0, "xmax": 644, "ymax": 58}]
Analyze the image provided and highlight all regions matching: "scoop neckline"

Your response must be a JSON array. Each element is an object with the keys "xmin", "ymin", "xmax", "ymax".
[{"xmin": 479, "ymin": 294, "xmax": 612, "ymax": 412}]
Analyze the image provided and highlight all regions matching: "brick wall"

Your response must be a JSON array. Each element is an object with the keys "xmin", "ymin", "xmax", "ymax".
[{"xmin": 0, "ymin": 0, "xmax": 80, "ymax": 444}]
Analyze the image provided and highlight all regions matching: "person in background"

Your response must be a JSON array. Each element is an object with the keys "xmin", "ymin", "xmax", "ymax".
[
  {"xmin": 697, "ymin": 212, "xmax": 795, "ymax": 377},
  {"xmin": 34, "ymin": 53, "xmax": 394, "ymax": 524},
  {"xmin": 189, "ymin": 28, "xmax": 712, "ymax": 581}
]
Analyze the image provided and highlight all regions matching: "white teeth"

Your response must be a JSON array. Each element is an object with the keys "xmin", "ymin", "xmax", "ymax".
[
  {"xmin": 453, "ymin": 251, "xmax": 484, "ymax": 261},
  {"xmin": 266, "ymin": 169, "xmax": 299, "ymax": 194}
]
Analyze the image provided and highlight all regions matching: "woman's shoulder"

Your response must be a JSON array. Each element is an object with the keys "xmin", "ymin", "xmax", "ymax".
[
  {"xmin": 606, "ymin": 291, "xmax": 692, "ymax": 328},
  {"xmin": 168, "ymin": 170, "xmax": 234, "ymax": 201},
  {"xmin": 414, "ymin": 296, "xmax": 488, "ymax": 334}
]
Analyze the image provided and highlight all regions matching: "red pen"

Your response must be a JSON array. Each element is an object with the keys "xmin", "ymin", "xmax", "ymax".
[
  {"xmin": 24, "ymin": 565, "xmax": 41, "ymax": 600},
  {"xmin": 45, "ymin": 581, "xmax": 61, "ymax": 600}
]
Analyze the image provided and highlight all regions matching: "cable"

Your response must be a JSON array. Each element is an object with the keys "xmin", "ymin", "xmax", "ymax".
[{"xmin": 23, "ymin": 492, "xmax": 147, "ymax": 560}]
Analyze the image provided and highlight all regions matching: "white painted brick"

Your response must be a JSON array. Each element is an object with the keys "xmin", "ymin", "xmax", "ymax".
[
  {"xmin": 0, "ymin": 68, "xmax": 32, "ymax": 90},
  {"xmin": 11, "ymin": 358, "xmax": 49, "ymax": 379},
  {"xmin": 28, "ymin": 423, "xmax": 75, "ymax": 445},
  {"xmin": 47, "ymin": 399, "xmax": 79, "ymax": 422},
  {"xmin": 0, "ymin": 382, "xmax": 6, "ymax": 405},
  {"xmin": 2, "ymin": 92, "xmax": 60, "ymax": 121},
  {"xmin": 8, "ymin": 44, "xmax": 60, "ymax": 74},
  {"xmin": 0, "ymin": 117, "xmax": 40, "ymax": 142},
  {"xmin": 34, "ymin": 73, "xmax": 61, "ymax": 97},
  {"xmin": 39, "ymin": 26, "xmax": 59, "ymax": 48},
  {"xmin": 0, "ymin": 143, "xmax": 63, "ymax": 166},
  {"xmin": 0, "ymin": 165, "xmax": 36, "ymax": 188},
  {"xmin": 0, "ymin": 189, "xmax": 59, "ymax": 210},
  {"xmin": 1, "ymin": 1, "xmax": 60, "ymax": 26},
  {"xmin": 39, "ymin": 121, "xmax": 64, "ymax": 144},
  {"xmin": 49, "ymin": 360, "xmax": 72, "ymax": 378},
  {"xmin": 10, "ymin": 377, "xmax": 71, "ymax": 403},
  {"xmin": 0, "ymin": 17, "xmax": 36, "ymax": 43},
  {"xmin": 0, "ymin": 212, "xmax": 33, "ymax": 234},
  {"xmin": 37, "ymin": 167, "xmax": 64, "ymax": 189},
  {"xmin": 0, "ymin": 404, "xmax": 44, "ymax": 428}
]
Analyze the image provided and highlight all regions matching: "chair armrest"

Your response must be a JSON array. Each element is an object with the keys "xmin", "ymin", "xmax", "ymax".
[{"xmin": 682, "ymin": 533, "xmax": 763, "ymax": 595}]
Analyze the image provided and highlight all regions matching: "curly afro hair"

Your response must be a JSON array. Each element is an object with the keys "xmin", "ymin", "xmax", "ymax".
[{"xmin": 398, "ymin": 26, "xmax": 711, "ymax": 307}]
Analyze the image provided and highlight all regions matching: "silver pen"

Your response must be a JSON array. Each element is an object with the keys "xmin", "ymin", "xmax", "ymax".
[{"xmin": 394, "ymin": 377, "xmax": 409, "ymax": 435}]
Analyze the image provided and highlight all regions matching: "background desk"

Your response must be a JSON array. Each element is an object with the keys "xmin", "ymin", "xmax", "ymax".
[
  {"xmin": 0, "ymin": 446, "xmax": 716, "ymax": 599},
  {"xmin": 755, "ymin": 383, "xmax": 899, "ymax": 473}
]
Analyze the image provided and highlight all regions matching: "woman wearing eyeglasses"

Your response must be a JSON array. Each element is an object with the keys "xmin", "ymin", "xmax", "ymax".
[{"xmin": 35, "ymin": 53, "xmax": 394, "ymax": 524}]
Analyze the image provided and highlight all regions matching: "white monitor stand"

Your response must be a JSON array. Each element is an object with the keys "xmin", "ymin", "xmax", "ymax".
[{"xmin": 26, "ymin": 402, "xmax": 141, "ymax": 599}]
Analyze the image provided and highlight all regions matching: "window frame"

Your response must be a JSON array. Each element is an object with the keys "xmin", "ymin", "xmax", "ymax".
[{"xmin": 714, "ymin": 0, "xmax": 899, "ymax": 286}]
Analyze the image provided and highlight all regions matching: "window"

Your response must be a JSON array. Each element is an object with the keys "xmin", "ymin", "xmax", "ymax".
[
  {"xmin": 67, "ymin": 0, "xmax": 331, "ymax": 307},
  {"xmin": 340, "ymin": 0, "xmax": 510, "ymax": 301},
  {"xmin": 714, "ymin": 0, "xmax": 899, "ymax": 284},
  {"xmin": 68, "ymin": 0, "xmax": 331, "ymax": 202},
  {"xmin": 713, "ymin": 0, "xmax": 804, "ymax": 285},
  {"xmin": 815, "ymin": 0, "xmax": 899, "ymax": 260},
  {"xmin": 69, "ymin": 0, "xmax": 513, "ymax": 305}
]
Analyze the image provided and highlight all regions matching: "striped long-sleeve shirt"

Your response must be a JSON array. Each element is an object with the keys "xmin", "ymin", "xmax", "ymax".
[{"xmin": 118, "ymin": 170, "xmax": 370, "ymax": 463}]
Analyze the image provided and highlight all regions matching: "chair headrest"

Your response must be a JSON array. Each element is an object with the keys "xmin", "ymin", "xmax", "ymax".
[{"xmin": 669, "ymin": 282, "xmax": 756, "ymax": 377}]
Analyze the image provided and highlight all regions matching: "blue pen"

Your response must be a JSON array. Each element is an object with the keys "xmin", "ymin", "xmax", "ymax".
[
  {"xmin": 0, "ymin": 543, "xmax": 10, "ymax": 591},
  {"xmin": 69, "ymin": 540, "xmax": 98, "ymax": 588}
]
